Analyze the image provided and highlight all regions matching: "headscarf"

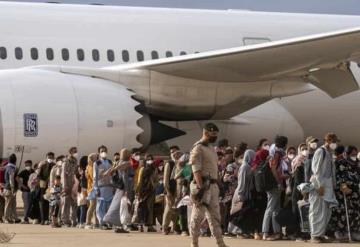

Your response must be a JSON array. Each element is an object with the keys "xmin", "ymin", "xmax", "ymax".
[
  {"xmin": 120, "ymin": 148, "xmax": 131, "ymax": 161},
  {"xmin": 87, "ymin": 153, "xmax": 98, "ymax": 167},
  {"xmin": 251, "ymin": 149, "xmax": 269, "ymax": 170},
  {"xmin": 291, "ymin": 143, "xmax": 307, "ymax": 173},
  {"xmin": 243, "ymin": 149, "xmax": 256, "ymax": 167}
]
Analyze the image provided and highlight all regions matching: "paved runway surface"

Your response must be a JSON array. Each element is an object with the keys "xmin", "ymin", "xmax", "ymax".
[{"xmin": 0, "ymin": 224, "xmax": 357, "ymax": 247}]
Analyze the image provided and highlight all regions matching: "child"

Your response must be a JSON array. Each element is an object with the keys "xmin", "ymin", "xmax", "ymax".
[
  {"xmin": 77, "ymin": 167, "xmax": 88, "ymax": 228},
  {"xmin": 49, "ymin": 175, "xmax": 62, "ymax": 228}
]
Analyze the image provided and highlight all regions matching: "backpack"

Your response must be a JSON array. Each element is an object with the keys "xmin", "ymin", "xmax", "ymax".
[{"xmin": 254, "ymin": 159, "xmax": 277, "ymax": 192}]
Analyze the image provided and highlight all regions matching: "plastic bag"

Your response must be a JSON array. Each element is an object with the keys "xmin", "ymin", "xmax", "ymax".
[{"xmin": 120, "ymin": 196, "xmax": 131, "ymax": 225}]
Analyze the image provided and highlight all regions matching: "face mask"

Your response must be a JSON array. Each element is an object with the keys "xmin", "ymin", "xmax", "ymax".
[
  {"xmin": 134, "ymin": 155, "xmax": 140, "ymax": 161},
  {"xmin": 329, "ymin": 143, "xmax": 337, "ymax": 150},
  {"xmin": 263, "ymin": 145, "xmax": 270, "ymax": 151},
  {"xmin": 288, "ymin": 154, "xmax": 295, "ymax": 160},
  {"xmin": 350, "ymin": 156, "xmax": 357, "ymax": 162},
  {"xmin": 73, "ymin": 153, "xmax": 78, "ymax": 159},
  {"xmin": 146, "ymin": 160, "xmax": 153, "ymax": 165},
  {"xmin": 357, "ymin": 153, "xmax": 360, "ymax": 161},
  {"xmin": 47, "ymin": 159, "xmax": 53, "ymax": 163},
  {"xmin": 100, "ymin": 152, "xmax": 107, "ymax": 159},
  {"xmin": 310, "ymin": 142, "xmax": 318, "ymax": 149},
  {"xmin": 158, "ymin": 166, "xmax": 164, "ymax": 171},
  {"xmin": 301, "ymin": 150, "xmax": 308, "ymax": 157},
  {"xmin": 208, "ymin": 136, "xmax": 218, "ymax": 144},
  {"xmin": 25, "ymin": 166, "xmax": 31, "ymax": 171}
]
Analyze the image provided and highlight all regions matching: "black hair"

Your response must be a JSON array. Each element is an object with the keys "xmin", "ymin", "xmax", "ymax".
[
  {"xmin": 345, "ymin": 145, "xmax": 358, "ymax": 156},
  {"xmin": 24, "ymin": 160, "xmax": 32, "ymax": 165},
  {"xmin": 335, "ymin": 145, "xmax": 345, "ymax": 156},
  {"xmin": 257, "ymin": 138, "xmax": 268, "ymax": 149},
  {"xmin": 46, "ymin": 152, "xmax": 55, "ymax": 157},
  {"xmin": 97, "ymin": 145, "xmax": 107, "ymax": 153},
  {"xmin": 145, "ymin": 154, "xmax": 153, "ymax": 160},
  {"xmin": 69, "ymin": 147, "xmax": 77, "ymax": 154},
  {"xmin": 217, "ymin": 139, "xmax": 229, "ymax": 148},
  {"xmin": 8, "ymin": 154, "xmax": 17, "ymax": 164},
  {"xmin": 79, "ymin": 156, "xmax": 88, "ymax": 170},
  {"xmin": 169, "ymin": 146, "xmax": 180, "ymax": 151},
  {"xmin": 56, "ymin": 155, "xmax": 65, "ymax": 162},
  {"xmin": 114, "ymin": 152, "xmax": 120, "ymax": 156},
  {"xmin": 274, "ymin": 136, "xmax": 288, "ymax": 149},
  {"xmin": 55, "ymin": 175, "xmax": 61, "ymax": 180}
]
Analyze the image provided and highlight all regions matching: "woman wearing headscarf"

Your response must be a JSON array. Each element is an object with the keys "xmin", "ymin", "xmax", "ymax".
[
  {"xmin": 329, "ymin": 146, "xmax": 360, "ymax": 241},
  {"xmin": 84, "ymin": 153, "xmax": 98, "ymax": 229},
  {"xmin": 230, "ymin": 149, "xmax": 256, "ymax": 238},
  {"xmin": 103, "ymin": 149, "xmax": 132, "ymax": 233},
  {"xmin": 290, "ymin": 143, "xmax": 308, "ymax": 241}
]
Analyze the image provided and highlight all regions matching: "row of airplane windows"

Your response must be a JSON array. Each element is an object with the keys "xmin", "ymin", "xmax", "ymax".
[{"xmin": 0, "ymin": 47, "xmax": 192, "ymax": 62}]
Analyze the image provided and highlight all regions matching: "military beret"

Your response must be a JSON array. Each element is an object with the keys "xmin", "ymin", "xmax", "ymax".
[{"xmin": 204, "ymin": 122, "xmax": 219, "ymax": 132}]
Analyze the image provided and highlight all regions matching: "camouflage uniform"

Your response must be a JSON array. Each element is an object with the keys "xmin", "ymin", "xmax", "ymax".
[
  {"xmin": 61, "ymin": 156, "xmax": 78, "ymax": 225},
  {"xmin": 189, "ymin": 140, "xmax": 227, "ymax": 247}
]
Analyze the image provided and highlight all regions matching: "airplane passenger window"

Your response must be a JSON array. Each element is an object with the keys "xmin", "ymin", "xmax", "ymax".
[
  {"xmin": 62, "ymin": 48, "xmax": 69, "ymax": 61},
  {"xmin": 15, "ymin": 47, "xmax": 23, "ymax": 60},
  {"xmin": 165, "ymin": 51, "xmax": 173, "ymax": 57},
  {"xmin": 137, "ymin": 50, "xmax": 144, "ymax": 61},
  {"xmin": 77, "ymin": 49, "xmax": 85, "ymax": 61},
  {"xmin": 107, "ymin": 49, "xmax": 115, "ymax": 62},
  {"xmin": 92, "ymin": 49, "xmax": 100, "ymax": 62},
  {"xmin": 31, "ymin": 48, "xmax": 38, "ymax": 60},
  {"xmin": 0, "ymin": 47, "xmax": 7, "ymax": 59},
  {"xmin": 151, "ymin": 51, "xmax": 159, "ymax": 60},
  {"xmin": 180, "ymin": 51, "xmax": 187, "ymax": 56},
  {"xmin": 46, "ymin": 48, "xmax": 54, "ymax": 60},
  {"xmin": 122, "ymin": 50, "xmax": 129, "ymax": 62}
]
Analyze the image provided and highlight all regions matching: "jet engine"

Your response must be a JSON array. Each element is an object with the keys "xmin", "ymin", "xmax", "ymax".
[{"xmin": 0, "ymin": 68, "xmax": 184, "ymax": 161}]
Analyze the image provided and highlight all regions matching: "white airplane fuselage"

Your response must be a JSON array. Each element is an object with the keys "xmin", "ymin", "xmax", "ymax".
[{"xmin": 1, "ymin": 2, "xmax": 360, "ymax": 161}]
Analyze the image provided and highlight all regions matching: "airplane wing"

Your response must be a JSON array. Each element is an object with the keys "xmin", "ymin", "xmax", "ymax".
[{"xmin": 57, "ymin": 27, "xmax": 360, "ymax": 99}]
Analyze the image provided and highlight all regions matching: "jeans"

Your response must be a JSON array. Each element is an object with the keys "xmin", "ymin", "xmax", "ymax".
[
  {"xmin": 262, "ymin": 188, "xmax": 281, "ymax": 234},
  {"xmin": 79, "ymin": 205, "xmax": 87, "ymax": 225},
  {"xmin": 22, "ymin": 191, "xmax": 31, "ymax": 221}
]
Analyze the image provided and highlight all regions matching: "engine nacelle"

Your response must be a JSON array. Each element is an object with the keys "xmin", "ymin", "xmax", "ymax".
[{"xmin": 0, "ymin": 68, "xmax": 183, "ymax": 162}]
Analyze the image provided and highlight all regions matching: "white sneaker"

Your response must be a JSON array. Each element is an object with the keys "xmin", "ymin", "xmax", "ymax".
[{"xmin": 84, "ymin": 224, "xmax": 93, "ymax": 230}]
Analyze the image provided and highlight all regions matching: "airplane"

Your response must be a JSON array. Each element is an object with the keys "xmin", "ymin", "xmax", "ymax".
[{"xmin": 0, "ymin": 1, "xmax": 360, "ymax": 163}]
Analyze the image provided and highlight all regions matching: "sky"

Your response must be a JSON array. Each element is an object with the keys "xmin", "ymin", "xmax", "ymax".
[{"xmin": 2, "ymin": 0, "xmax": 360, "ymax": 15}]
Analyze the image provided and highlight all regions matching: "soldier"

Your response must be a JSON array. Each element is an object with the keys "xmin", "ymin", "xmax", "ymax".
[
  {"xmin": 61, "ymin": 147, "xmax": 78, "ymax": 227},
  {"xmin": 189, "ymin": 123, "xmax": 228, "ymax": 247}
]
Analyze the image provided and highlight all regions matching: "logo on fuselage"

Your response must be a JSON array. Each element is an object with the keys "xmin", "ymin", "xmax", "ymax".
[{"xmin": 24, "ymin": 113, "xmax": 38, "ymax": 137}]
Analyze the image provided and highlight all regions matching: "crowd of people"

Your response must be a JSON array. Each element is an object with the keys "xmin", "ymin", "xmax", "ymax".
[{"xmin": 0, "ymin": 131, "xmax": 359, "ymax": 244}]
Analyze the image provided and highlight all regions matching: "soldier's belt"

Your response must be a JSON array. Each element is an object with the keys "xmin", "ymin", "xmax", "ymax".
[{"xmin": 193, "ymin": 178, "xmax": 217, "ymax": 184}]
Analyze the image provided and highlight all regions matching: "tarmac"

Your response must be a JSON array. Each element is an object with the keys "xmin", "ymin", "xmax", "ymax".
[{"xmin": 0, "ymin": 224, "xmax": 357, "ymax": 247}]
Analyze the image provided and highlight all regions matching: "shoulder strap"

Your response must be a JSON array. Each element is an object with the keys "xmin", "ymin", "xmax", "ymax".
[{"xmin": 320, "ymin": 147, "xmax": 326, "ymax": 161}]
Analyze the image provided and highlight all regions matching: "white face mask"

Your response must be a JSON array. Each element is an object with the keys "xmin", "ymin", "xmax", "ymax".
[
  {"xmin": 146, "ymin": 160, "xmax": 153, "ymax": 165},
  {"xmin": 73, "ymin": 153, "xmax": 78, "ymax": 159},
  {"xmin": 288, "ymin": 154, "xmax": 295, "ymax": 160},
  {"xmin": 134, "ymin": 155, "xmax": 140, "ymax": 161},
  {"xmin": 47, "ymin": 158, "xmax": 53, "ymax": 163},
  {"xmin": 301, "ymin": 150, "xmax": 308, "ymax": 157},
  {"xmin": 100, "ymin": 152, "xmax": 107, "ymax": 159},
  {"xmin": 350, "ymin": 156, "xmax": 357, "ymax": 162},
  {"xmin": 25, "ymin": 166, "xmax": 31, "ymax": 171},
  {"xmin": 357, "ymin": 153, "xmax": 360, "ymax": 161},
  {"xmin": 263, "ymin": 145, "xmax": 270, "ymax": 151},
  {"xmin": 310, "ymin": 142, "xmax": 318, "ymax": 150},
  {"xmin": 329, "ymin": 143, "xmax": 337, "ymax": 150}
]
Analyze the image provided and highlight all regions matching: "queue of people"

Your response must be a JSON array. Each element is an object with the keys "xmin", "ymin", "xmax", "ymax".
[{"xmin": 0, "ymin": 129, "xmax": 359, "ymax": 245}]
